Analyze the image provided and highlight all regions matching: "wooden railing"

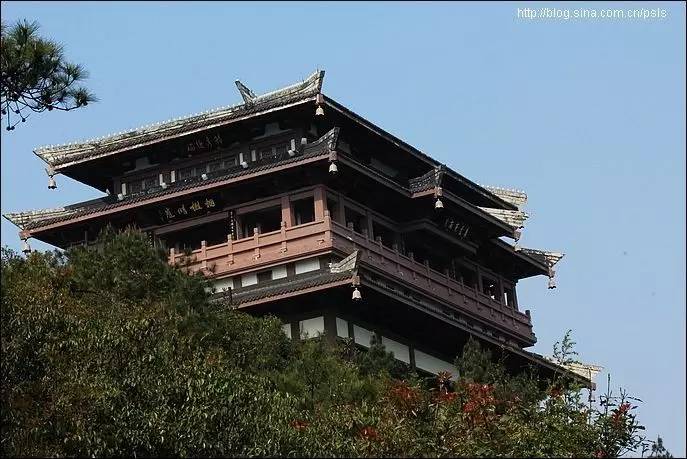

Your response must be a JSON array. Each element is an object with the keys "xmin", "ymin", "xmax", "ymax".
[
  {"xmin": 328, "ymin": 221, "xmax": 534, "ymax": 342},
  {"xmin": 168, "ymin": 212, "xmax": 534, "ymax": 342},
  {"xmin": 169, "ymin": 217, "xmax": 334, "ymax": 277}
]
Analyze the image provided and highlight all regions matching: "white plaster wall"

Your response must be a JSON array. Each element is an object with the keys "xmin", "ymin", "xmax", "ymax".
[
  {"xmin": 295, "ymin": 257, "xmax": 320, "ymax": 275},
  {"xmin": 272, "ymin": 265, "xmax": 288, "ymax": 279},
  {"xmin": 299, "ymin": 316, "xmax": 325, "ymax": 339},
  {"xmin": 382, "ymin": 336, "xmax": 410, "ymax": 364},
  {"xmin": 241, "ymin": 272, "xmax": 258, "ymax": 287},
  {"xmin": 336, "ymin": 317, "xmax": 349, "ymax": 338},
  {"xmin": 353, "ymin": 325, "xmax": 374, "ymax": 348},
  {"xmin": 414, "ymin": 350, "xmax": 458, "ymax": 378}
]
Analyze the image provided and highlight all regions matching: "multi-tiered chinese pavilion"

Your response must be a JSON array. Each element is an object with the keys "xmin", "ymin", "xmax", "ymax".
[{"xmin": 4, "ymin": 70, "xmax": 582, "ymax": 382}]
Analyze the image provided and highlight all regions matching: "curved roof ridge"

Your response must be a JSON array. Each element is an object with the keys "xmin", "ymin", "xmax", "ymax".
[
  {"xmin": 34, "ymin": 70, "xmax": 325, "ymax": 167},
  {"xmin": 3, "ymin": 207, "xmax": 77, "ymax": 230}
]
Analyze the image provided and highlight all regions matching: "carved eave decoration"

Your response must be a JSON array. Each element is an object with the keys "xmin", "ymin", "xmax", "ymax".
[
  {"xmin": 329, "ymin": 250, "xmax": 360, "ymax": 274},
  {"xmin": 518, "ymin": 247, "xmax": 565, "ymax": 289}
]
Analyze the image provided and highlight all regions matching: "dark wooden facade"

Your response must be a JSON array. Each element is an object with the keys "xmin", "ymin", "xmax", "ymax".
[{"xmin": 5, "ymin": 70, "xmax": 580, "ymax": 383}]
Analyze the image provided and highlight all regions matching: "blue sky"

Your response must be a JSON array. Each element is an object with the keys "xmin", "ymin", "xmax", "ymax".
[{"xmin": 1, "ymin": 1, "xmax": 685, "ymax": 454}]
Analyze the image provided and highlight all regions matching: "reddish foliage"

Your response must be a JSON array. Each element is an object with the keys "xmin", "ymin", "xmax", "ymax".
[
  {"xmin": 611, "ymin": 402, "xmax": 633, "ymax": 426},
  {"xmin": 435, "ymin": 390, "xmax": 457, "ymax": 404},
  {"xmin": 359, "ymin": 426, "xmax": 379, "ymax": 441},
  {"xmin": 290, "ymin": 419, "xmax": 309, "ymax": 431},
  {"xmin": 459, "ymin": 382, "xmax": 497, "ymax": 425},
  {"xmin": 548, "ymin": 387, "xmax": 563, "ymax": 398},
  {"xmin": 389, "ymin": 381, "xmax": 420, "ymax": 411}
]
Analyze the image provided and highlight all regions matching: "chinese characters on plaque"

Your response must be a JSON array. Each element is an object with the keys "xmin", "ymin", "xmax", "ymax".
[
  {"xmin": 186, "ymin": 133, "xmax": 224, "ymax": 153},
  {"xmin": 158, "ymin": 195, "xmax": 221, "ymax": 224},
  {"xmin": 443, "ymin": 217, "xmax": 470, "ymax": 239}
]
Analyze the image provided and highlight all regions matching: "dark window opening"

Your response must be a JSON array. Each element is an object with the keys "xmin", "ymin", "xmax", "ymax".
[
  {"xmin": 344, "ymin": 207, "xmax": 367, "ymax": 234},
  {"xmin": 259, "ymin": 146, "xmax": 275, "ymax": 160},
  {"xmin": 257, "ymin": 270, "xmax": 272, "ymax": 283},
  {"xmin": 240, "ymin": 205, "xmax": 282, "ymax": 237},
  {"xmin": 207, "ymin": 160, "xmax": 222, "ymax": 172},
  {"xmin": 275, "ymin": 143, "xmax": 288, "ymax": 157},
  {"xmin": 326, "ymin": 197, "xmax": 340, "ymax": 222},
  {"xmin": 177, "ymin": 165, "xmax": 199, "ymax": 181},
  {"xmin": 257, "ymin": 142, "xmax": 288, "ymax": 161},
  {"xmin": 482, "ymin": 275, "xmax": 499, "ymax": 301},
  {"xmin": 459, "ymin": 266, "xmax": 477, "ymax": 289},
  {"xmin": 126, "ymin": 175, "xmax": 158, "ymax": 194},
  {"xmin": 163, "ymin": 220, "xmax": 229, "ymax": 253},
  {"xmin": 293, "ymin": 197, "xmax": 315, "ymax": 225},
  {"xmin": 372, "ymin": 221, "xmax": 396, "ymax": 248},
  {"xmin": 210, "ymin": 155, "xmax": 238, "ymax": 173}
]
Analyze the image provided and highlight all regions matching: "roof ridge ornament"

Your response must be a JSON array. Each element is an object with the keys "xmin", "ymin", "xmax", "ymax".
[{"xmin": 234, "ymin": 80, "xmax": 257, "ymax": 104}]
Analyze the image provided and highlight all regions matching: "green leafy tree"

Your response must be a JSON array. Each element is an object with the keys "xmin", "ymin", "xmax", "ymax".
[
  {"xmin": 0, "ymin": 228, "xmax": 670, "ymax": 457},
  {"xmin": 648, "ymin": 436, "xmax": 673, "ymax": 458},
  {"xmin": 1, "ymin": 19, "xmax": 96, "ymax": 130}
]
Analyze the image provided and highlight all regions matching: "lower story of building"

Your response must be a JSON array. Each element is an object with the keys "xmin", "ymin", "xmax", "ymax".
[{"xmin": 210, "ymin": 262, "xmax": 588, "ymax": 386}]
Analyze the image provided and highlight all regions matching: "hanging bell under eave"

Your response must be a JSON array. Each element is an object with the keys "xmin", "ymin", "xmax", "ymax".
[
  {"xmin": 48, "ymin": 175, "xmax": 57, "ymax": 190},
  {"xmin": 548, "ymin": 277, "xmax": 556, "ymax": 289},
  {"xmin": 435, "ymin": 198, "xmax": 444, "ymax": 209},
  {"xmin": 22, "ymin": 239, "xmax": 31, "ymax": 254},
  {"xmin": 352, "ymin": 287, "xmax": 362, "ymax": 301},
  {"xmin": 329, "ymin": 162, "xmax": 338, "ymax": 174},
  {"xmin": 315, "ymin": 105, "xmax": 324, "ymax": 116}
]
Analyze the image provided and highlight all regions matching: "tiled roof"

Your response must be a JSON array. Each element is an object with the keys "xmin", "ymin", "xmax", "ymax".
[
  {"xmin": 482, "ymin": 186, "xmax": 528, "ymax": 209},
  {"xmin": 34, "ymin": 70, "xmax": 325, "ymax": 169},
  {"xmin": 478, "ymin": 207, "xmax": 529, "ymax": 229},
  {"xmin": 2, "ymin": 208, "xmax": 79, "ymax": 230},
  {"xmin": 519, "ymin": 248, "xmax": 564, "ymax": 267},
  {"xmin": 329, "ymin": 250, "xmax": 359, "ymax": 273},
  {"xmin": 214, "ymin": 249, "xmax": 359, "ymax": 306},
  {"xmin": 229, "ymin": 269, "xmax": 353, "ymax": 306},
  {"xmin": 4, "ymin": 127, "xmax": 339, "ymax": 231}
]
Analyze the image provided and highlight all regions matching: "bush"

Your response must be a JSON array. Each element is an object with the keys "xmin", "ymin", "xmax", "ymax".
[{"xmin": 0, "ymin": 229, "xmax": 669, "ymax": 457}]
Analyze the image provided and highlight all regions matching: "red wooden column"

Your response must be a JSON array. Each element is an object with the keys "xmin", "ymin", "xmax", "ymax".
[
  {"xmin": 281, "ymin": 195, "xmax": 292, "ymax": 227},
  {"xmin": 314, "ymin": 186, "xmax": 326, "ymax": 221}
]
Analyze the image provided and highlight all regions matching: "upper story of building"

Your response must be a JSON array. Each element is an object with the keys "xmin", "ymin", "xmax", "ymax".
[{"xmin": 4, "ymin": 70, "xmax": 564, "ymax": 348}]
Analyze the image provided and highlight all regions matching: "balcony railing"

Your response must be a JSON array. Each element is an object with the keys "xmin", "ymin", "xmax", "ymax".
[
  {"xmin": 329, "ymin": 220, "xmax": 533, "ymax": 342},
  {"xmin": 168, "ymin": 213, "xmax": 534, "ymax": 343},
  {"xmin": 169, "ymin": 218, "xmax": 333, "ymax": 277}
]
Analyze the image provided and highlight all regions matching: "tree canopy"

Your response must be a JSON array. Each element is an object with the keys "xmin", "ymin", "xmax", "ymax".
[
  {"xmin": 1, "ymin": 19, "xmax": 96, "ymax": 131},
  {"xmin": 0, "ymin": 228, "xmax": 669, "ymax": 457}
]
